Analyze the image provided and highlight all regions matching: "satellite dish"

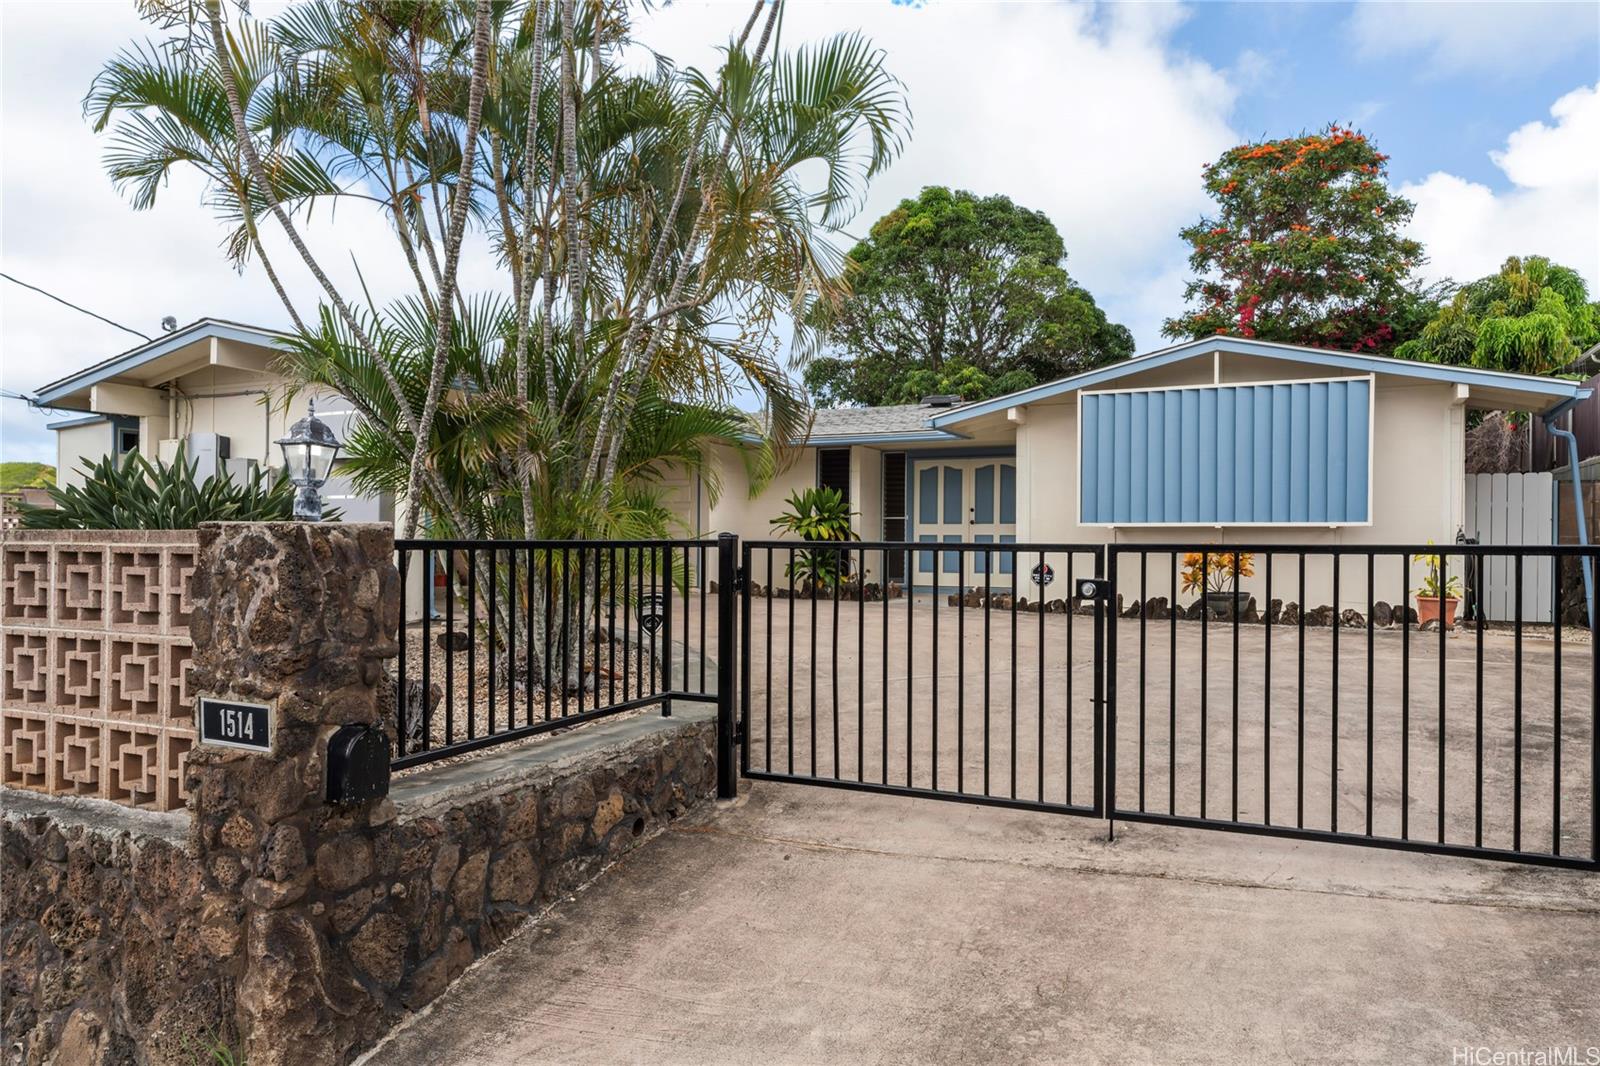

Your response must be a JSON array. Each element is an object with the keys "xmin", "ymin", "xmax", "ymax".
[{"xmin": 161, "ymin": 315, "xmax": 177, "ymax": 332}]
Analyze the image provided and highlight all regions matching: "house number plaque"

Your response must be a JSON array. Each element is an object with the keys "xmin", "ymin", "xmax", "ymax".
[{"xmin": 198, "ymin": 697, "xmax": 274, "ymax": 753}]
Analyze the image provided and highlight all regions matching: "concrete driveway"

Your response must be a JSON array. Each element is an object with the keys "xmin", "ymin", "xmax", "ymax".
[{"xmin": 365, "ymin": 777, "xmax": 1599, "ymax": 1065}]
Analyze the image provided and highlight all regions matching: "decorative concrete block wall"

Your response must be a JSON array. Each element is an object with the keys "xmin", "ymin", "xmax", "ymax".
[{"xmin": 0, "ymin": 530, "xmax": 197, "ymax": 811}]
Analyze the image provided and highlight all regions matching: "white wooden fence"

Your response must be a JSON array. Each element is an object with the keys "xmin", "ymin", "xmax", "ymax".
[{"xmin": 1465, "ymin": 472, "xmax": 1554, "ymax": 623}]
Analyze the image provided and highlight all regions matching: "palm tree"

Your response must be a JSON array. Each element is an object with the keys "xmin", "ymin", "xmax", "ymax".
[{"xmin": 89, "ymin": 0, "xmax": 910, "ymax": 692}]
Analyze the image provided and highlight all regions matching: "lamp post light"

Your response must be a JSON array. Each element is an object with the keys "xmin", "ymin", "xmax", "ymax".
[{"xmin": 275, "ymin": 398, "xmax": 342, "ymax": 521}]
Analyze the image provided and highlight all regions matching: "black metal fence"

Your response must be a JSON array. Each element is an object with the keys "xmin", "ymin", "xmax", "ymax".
[
  {"xmin": 739, "ymin": 540, "xmax": 1107, "ymax": 816},
  {"xmin": 386, "ymin": 533, "xmax": 1597, "ymax": 869},
  {"xmin": 1106, "ymin": 543, "xmax": 1598, "ymax": 869},
  {"xmin": 391, "ymin": 538, "xmax": 722, "ymax": 770}
]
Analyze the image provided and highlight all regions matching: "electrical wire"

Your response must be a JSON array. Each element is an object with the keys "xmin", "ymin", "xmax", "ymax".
[{"xmin": 1, "ymin": 271, "xmax": 152, "ymax": 342}]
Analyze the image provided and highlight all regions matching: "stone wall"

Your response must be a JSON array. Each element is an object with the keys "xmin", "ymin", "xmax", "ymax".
[
  {"xmin": 0, "ymin": 794, "xmax": 235, "ymax": 1065},
  {"xmin": 0, "ymin": 701, "xmax": 716, "ymax": 1066},
  {"xmin": 0, "ymin": 522, "xmax": 718, "ymax": 1066},
  {"xmin": 1, "ymin": 530, "xmax": 198, "ymax": 811}
]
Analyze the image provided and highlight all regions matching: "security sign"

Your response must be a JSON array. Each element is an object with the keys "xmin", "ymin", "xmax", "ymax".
[
  {"xmin": 637, "ymin": 592, "xmax": 667, "ymax": 636},
  {"xmin": 1031, "ymin": 563, "xmax": 1054, "ymax": 587}
]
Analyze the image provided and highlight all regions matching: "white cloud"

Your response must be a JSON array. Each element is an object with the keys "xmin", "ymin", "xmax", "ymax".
[
  {"xmin": 1402, "ymin": 82, "xmax": 1600, "ymax": 291},
  {"xmin": 636, "ymin": 1, "xmax": 1239, "ymax": 344},
  {"xmin": 1, "ymin": 0, "xmax": 1243, "ymax": 463},
  {"xmin": 1347, "ymin": 1, "xmax": 1600, "ymax": 78}
]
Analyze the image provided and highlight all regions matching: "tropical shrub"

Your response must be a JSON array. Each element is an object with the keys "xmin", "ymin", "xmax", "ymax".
[
  {"xmin": 17, "ymin": 447, "xmax": 331, "ymax": 530},
  {"xmin": 771, "ymin": 487, "xmax": 859, "ymax": 588}
]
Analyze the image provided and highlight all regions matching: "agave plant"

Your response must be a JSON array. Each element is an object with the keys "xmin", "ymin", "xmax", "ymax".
[{"xmin": 17, "ymin": 446, "xmax": 335, "ymax": 530}]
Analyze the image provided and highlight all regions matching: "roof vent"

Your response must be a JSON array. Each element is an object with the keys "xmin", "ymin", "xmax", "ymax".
[{"xmin": 920, "ymin": 394, "xmax": 962, "ymax": 408}]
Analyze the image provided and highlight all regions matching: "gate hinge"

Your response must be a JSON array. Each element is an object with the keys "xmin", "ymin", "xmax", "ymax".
[{"xmin": 733, "ymin": 565, "xmax": 747, "ymax": 592}]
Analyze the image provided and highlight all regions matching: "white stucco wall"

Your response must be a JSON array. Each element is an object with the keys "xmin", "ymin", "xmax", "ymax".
[{"xmin": 54, "ymin": 421, "xmax": 115, "ymax": 489}]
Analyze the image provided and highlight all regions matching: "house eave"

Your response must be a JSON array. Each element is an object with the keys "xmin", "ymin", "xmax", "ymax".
[
  {"xmin": 930, "ymin": 336, "xmax": 1588, "ymax": 428},
  {"xmin": 32, "ymin": 319, "xmax": 290, "ymax": 407}
]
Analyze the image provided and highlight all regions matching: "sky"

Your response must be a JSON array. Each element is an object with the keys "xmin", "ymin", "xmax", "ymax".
[{"xmin": 2, "ymin": 0, "xmax": 1597, "ymax": 467}]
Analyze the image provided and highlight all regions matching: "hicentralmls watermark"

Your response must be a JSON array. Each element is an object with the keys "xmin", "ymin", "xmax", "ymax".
[{"xmin": 1452, "ymin": 1048, "xmax": 1600, "ymax": 1066}]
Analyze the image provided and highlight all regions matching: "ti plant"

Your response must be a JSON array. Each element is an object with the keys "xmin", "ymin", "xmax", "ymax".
[
  {"xmin": 1413, "ymin": 542, "xmax": 1463, "ymax": 599},
  {"xmin": 18, "ymin": 446, "xmax": 339, "ymax": 530},
  {"xmin": 1179, "ymin": 550, "xmax": 1255, "ymax": 595},
  {"xmin": 770, "ymin": 487, "xmax": 859, "ymax": 591}
]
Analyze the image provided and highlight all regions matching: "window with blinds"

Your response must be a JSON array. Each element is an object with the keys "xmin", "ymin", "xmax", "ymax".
[
  {"xmin": 881, "ymin": 452, "xmax": 907, "ymax": 580},
  {"xmin": 817, "ymin": 447, "xmax": 851, "ymax": 502}
]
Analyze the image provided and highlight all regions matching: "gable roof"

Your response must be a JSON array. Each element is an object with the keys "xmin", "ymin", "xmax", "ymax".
[
  {"xmin": 929, "ymin": 335, "xmax": 1591, "ymax": 429},
  {"xmin": 33, "ymin": 319, "xmax": 289, "ymax": 407}
]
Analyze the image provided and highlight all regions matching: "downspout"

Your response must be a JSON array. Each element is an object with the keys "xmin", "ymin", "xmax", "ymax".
[{"xmin": 1542, "ymin": 391, "xmax": 1594, "ymax": 629}]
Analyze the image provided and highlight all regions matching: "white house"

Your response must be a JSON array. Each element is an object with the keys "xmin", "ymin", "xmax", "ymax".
[
  {"xmin": 688, "ymin": 336, "xmax": 1591, "ymax": 611},
  {"xmin": 31, "ymin": 319, "xmax": 391, "ymax": 522}
]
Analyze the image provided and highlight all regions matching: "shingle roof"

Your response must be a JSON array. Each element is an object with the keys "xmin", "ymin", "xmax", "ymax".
[{"xmin": 809, "ymin": 404, "xmax": 937, "ymax": 437}]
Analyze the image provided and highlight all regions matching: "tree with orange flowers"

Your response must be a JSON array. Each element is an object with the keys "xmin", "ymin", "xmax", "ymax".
[{"xmin": 1163, "ymin": 124, "xmax": 1437, "ymax": 353}]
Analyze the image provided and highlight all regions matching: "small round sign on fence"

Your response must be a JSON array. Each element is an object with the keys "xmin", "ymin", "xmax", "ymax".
[
  {"xmin": 637, "ymin": 592, "xmax": 666, "ymax": 636},
  {"xmin": 1031, "ymin": 562, "xmax": 1054, "ymax": 587}
]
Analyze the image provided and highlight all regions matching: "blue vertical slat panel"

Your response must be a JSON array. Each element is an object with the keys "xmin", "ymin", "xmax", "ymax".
[
  {"xmin": 1097, "ymin": 395, "xmax": 1115, "ymax": 520},
  {"xmin": 1308, "ymin": 382, "xmax": 1328, "ymax": 522},
  {"xmin": 943, "ymin": 466, "xmax": 963, "ymax": 525},
  {"xmin": 1130, "ymin": 392, "xmax": 1148, "ymax": 523},
  {"xmin": 1231, "ymin": 387, "xmax": 1251, "ymax": 520},
  {"xmin": 1181, "ymin": 389, "xmax": 1200, "ymax": 522},
  {"xmin": 1146, "ymin": 391, "xmax": 1165, "ymax": 519},
  {"xmin": 1077, "ymin": 377, "xmax": 1371, "ymax": 525},
  {"xmin": 1080, "ymin": 395, "xmax": 1099, "ymax": 522},
  {"xmin": 999, "ymin": 464, "xmax": 1017, "ymax": 523},
  {"xmin": 1289, "ymin": 383, "xmax": 1309, "ymax": 522},
  {"xmin": 1113, "ymin": 392, "xmax": 1132, "ymax": 521},
  {"xmin": 1326, "ymin": 381, "xmax": 1347, "ymax": 520},
  {"xmin": 1217, "ymin": 387, "xmax": 1236, "ymax": 520},
  {"xmin": 1163, "ymin": 392, "xmax": 1182, "ymax": 519},
  {"xmin": 1347, "ymin": 379, "xmax": 1370, "ymax": 520},
  {"xmin": 1253, "ymin": 386, "xmax": 1272, "ymax": 521}
]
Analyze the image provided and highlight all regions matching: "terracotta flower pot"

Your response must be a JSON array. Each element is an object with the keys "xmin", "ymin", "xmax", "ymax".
[{"xmin": 1415, "ymin": 595, "xmax": 1458, "ymax": 629}]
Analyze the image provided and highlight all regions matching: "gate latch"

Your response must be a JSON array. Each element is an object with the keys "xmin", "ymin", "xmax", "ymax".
[
  {"xmin": 1075, "ymin": 577, "xmax": 1112, "ymax": 602},
  {"xmin": 733, "ymin": 565, "xmax": 746, "ymax": 592}
]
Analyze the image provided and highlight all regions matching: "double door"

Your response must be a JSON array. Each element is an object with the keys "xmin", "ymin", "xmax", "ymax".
[{"xmin": 912, "ymin": 458, "xmax": 1017, "ymax": 588}]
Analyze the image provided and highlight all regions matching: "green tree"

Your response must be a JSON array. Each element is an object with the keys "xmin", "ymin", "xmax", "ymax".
[
  {"xmin": 1163, "ymin": 123, "xmax": 1435, "ymax": 352},
  {"xmin": 805, "ymin": 186, "xmax": 1133, "ymax": 407},
  {"xmin": 1395, "ymin": 256, "xmax": 1600, "ymax": 375}
]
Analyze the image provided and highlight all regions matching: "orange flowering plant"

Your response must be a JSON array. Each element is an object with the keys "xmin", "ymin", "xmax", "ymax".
[{"xmin": 1180, "ymin": 551, "xmax": 1255, "ymax": 595}]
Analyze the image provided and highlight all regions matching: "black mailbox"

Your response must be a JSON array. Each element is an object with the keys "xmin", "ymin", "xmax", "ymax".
[{"xmin": 327, "ymin": 724, "xmax": 391, "ymax": 806}]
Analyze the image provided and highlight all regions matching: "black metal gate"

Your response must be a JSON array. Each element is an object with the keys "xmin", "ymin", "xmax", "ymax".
[
  {"xmin": 1103, "ymin": 543, "xmax": 1599, "ymax": 870},
  {"xmin": 732, "ymin": 536, "xmax": 1599, "ymax": 870},
  {"xmin": 738, "ymin": 540, "xmax": 1108, "ymax": 818}
]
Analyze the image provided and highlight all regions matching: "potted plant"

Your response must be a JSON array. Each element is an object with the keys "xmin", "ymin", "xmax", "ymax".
[
  {"xmin": 1413, "ymin": 544, "xmax": 1462, "ymax": 628},
  {"xmin": 1180, "ymin": 550, "xmax": 1255, "ymax": 619}
]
